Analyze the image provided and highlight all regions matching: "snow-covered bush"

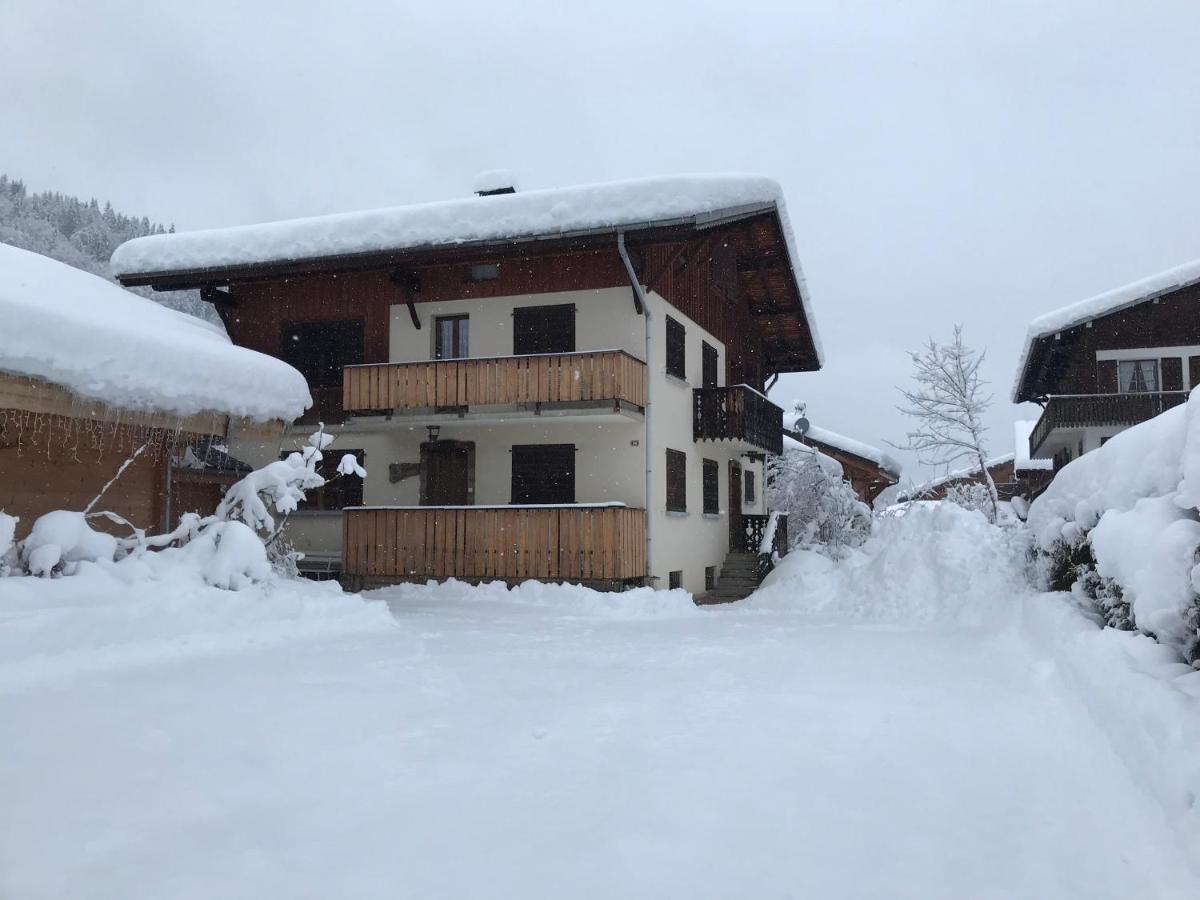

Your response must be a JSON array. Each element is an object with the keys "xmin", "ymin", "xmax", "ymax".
[
  {"xmin": 943, "ymin": 481, "xmax": 997, "ymax": 522},
  {"xmin": 1028, "ymin": 394, "xmax": 1200, "ymax": 665},
  {"xmin": 0, "ymin": 512, "xmax": 17, "ymax": 576},
  {"xmin": 767, "ymin": 440, "xmax": 870, "ymax": 555},
  {"xmin": 3, "ymin": 425, "xmax": 364, "ymax": 590}
]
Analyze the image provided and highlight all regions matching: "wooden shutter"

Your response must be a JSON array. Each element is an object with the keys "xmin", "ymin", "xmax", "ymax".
[
  {"xmin": 511, "ymin": 444, "xmax": 575, "ymax": 504},
  {"xmin": 744, "ymin": 470, "xmax": 756, "ymax": 504},
  {"xmin": 1161, "ymin": 357, "xmax": 1183, "ymax": 392},
  {"xmin": 665, "ymin": 316, "xmax": 686, "ymax": 380},
  {"xmin": 665, "ymin": 448, "xmax": 687, "ymax": 512},
  {"xmin": 702, "ymin": 342, "xmax": 719, "ymax": 389},
  {"xmin": 513, "ymin": 305, "xmax": 575, "ymax": 355},
  {"xmin": 1096, "ymin": 359, "xmax": 1118, "ymax": 393},
  {"xmin": 1190, "ymin": 356, "xmax": 1200, "ymax": 391},
  {"xmin": 702, "ymin": 459, "xmax": 719, "ymax": 514}
]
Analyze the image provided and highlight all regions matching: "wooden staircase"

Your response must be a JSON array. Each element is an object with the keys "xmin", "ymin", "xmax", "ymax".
[{"xmin": 697, "ymin": 551, "xmax": 763, "ymax": 605}]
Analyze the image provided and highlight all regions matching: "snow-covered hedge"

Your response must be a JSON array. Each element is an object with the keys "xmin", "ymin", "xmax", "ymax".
[
  {"xmin": 766, "ymin": 438, "xmax": 871, "ymax": 555},
  {"xmin": 1028, "ymin": 391, "xmax": 1200, "ymax": 664}
]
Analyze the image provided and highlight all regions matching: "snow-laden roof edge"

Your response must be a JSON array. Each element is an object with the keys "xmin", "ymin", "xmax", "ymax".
[
  {"xmin": 1, "ymin": 244, "xmax": 310, "ymax": 423},
  {"xmin": 784, "ymin": 415, "xmax": 901, "ymax": 477},
  {"xmin": 901, "ymin": 454, "xmax": 1015, "ymax": 498},
  {"xmin": 1011, "ymin": 256, "xmax": 1200, "ymax": 401},
  {"xmin": 110, "ymin": 174, "xmax": 823, "ymax": 366}
]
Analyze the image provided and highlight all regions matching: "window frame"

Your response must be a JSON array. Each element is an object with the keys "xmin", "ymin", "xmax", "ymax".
[
  {"xmin": 702, "ymin": 458, "xmax": 720, "ymax": 515},
  {"xmin": 434, "ymin": 314, "xmax": 470, "ymax": 360},
  {"xmin": 1117, "ymin": 358, "xmax": 1160, "ymax": 394},
  {"xmin": 665, "ymin": 448, "xmax": 687, "ymax": 513},
  {"xmin": 513, "ymin": 304, "xmax": 576, "ymax": 356},
  {"xmin": 511, "ymin": 443, "xmax": 576, "ymax": 505},
  {"xmin": 665, "ymin": 315, "xmax": 686, "ymax": 380}
]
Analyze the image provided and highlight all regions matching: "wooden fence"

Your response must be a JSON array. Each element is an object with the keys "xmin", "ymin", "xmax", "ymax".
[
  {"xmin": 343, "ymin": 505, "xmax": 646, "ymax": 584},
  {"xmin": 343, "ymin": 350, "xmax": 646, "ymax": 414}
]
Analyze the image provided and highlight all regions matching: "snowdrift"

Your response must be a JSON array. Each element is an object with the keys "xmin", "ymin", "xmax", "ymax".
[
  {"xmin": 0, "ymin": 565, "xmax": 394, "ymax": 686},
  {"xmin": 748, "ymin": 502, "xmax": 1025, "ymax": 626},
  {"xmin": 1028, "ymin": 388, "xmax": 1200, "ymax": 657},
  {"xmin": 1021, "ymin": 592, "xmax": 1200, "ymax": 872},
  {"xmin": 372, "ymin": 577, "xmax": 703, "ymax": 619}
]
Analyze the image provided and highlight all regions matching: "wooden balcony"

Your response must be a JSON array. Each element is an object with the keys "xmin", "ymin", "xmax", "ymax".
[
  {"xmin": 1029, "ymin": 391, "xmax": 1188, "ymax": 456},
  {"xmin": 342, "ymin": 350, "xmax": 646, "ymax": 416},
  {"xmin": 342, "ymin": 504, "xmax": 646, "ymax": 587},
  {"xmin": 693, "ymin": 385, "xmax": 784, "ymax": 455}
]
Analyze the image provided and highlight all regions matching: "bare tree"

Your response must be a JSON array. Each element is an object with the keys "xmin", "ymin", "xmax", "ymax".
[{"xmin": 894, "ymin": 325, "xmax": 998, "ymax": 520}]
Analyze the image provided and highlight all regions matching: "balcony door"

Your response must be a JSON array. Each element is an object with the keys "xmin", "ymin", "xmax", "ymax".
[
  {"xmin": 421, "ymin": 441, "xmax": 473, "ymax": 506},
  {"xmin": 435, "ymin": 315, "xmax": 469, "ymax": 360},
  {"xmin": 728, "ymin": 460, "xmax": 743, "ymax": 551}
]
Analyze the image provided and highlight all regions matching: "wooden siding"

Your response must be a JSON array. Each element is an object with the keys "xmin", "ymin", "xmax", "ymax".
[
  {"xmin": 342, "ymin": 505, "xmax": 646, "ymax": 583},
  {"xmin": 343, "ymin": 350, "xmax": 646, "ymax": 413}
]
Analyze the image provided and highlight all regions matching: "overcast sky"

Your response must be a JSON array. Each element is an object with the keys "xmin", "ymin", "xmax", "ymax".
[{"xmin": 7, "ymin": 1, "xmax": 1200, "ymax": 483}]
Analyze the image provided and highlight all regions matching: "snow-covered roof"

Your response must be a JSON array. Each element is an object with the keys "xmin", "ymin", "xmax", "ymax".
[
  {"xmin": 901, "ymin": 454, "xmax": 1015, "ymax": 499},
  {"xmin": 785, "ymin": 415, "xmax": 901, "ymax": 477},
  {"xmin": 110, "ymin": 174, "xmax": 823, "ymax": 365},
  {"xmin": 1012, "ymin": 256, "xmax": 1200, "ymax": 401},
  {"xmin": 1013, "ymin": 420, "xmax": 1054, "ymax": 472},
  {"xmin": 0, "ymin": 244, "xmax": 310, "ymax": 422}
]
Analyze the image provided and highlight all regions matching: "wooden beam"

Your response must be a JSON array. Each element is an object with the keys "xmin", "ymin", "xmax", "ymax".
[{"xmin": 391, "ymin": 269, "xmax": 422, "ymax": 329}]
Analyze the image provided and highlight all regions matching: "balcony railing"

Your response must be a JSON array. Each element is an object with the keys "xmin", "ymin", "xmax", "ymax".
[
  {"xmin": 1029, "ymin": 391, "xmax": 1188, "ymax": 456},
  {"xmin": 343, "ymin": 350, "xmax": 646, "ymax": 416},
  {"xmin": 693, "ymin": 385, "xmax": 784, "ymax": 455},
  {"xmin": 342, "ymin": 504, "xmax": 646, "ymax": 586},
  {"xmin": 736, "ymin": 513, "xmax": 789, "ymax": 581}
]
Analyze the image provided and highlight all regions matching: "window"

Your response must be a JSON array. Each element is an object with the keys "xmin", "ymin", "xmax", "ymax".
[
  {"xmin": 511, "ymin": 444, "xmax": 575, "ymax": 504},
  {"xmin": 289, "ymin": 449, "xmax": 364, "ymax": 511},
  {"xmin": 513, "ymin": 304, "xmax": 575, "ymax": 355},
  {"xmin": 469, "ymin": 263, "xmax": 500, "ymax": 281},
  {"xmin": 665, "ymin": 448, "xmax": 687, "ymax": 512},
  {"xmin": 1118, "ymin": 359, "xmax": 1159, "ymax": 393},
  {"xmin": 665, "ymin": 315, "xmax": 686, "ymax": 380},
  {"xmin": 702, "ymin": 458, "xmax": 719, "ymax": 514},
  {"xmin": 434, "ymin": 315, "xmax": 469, "ymax": 360},
  {"xmin": 281, "ymin": 319, "xmax": 364, "ymax": 387},
  {"xmin": 669, "ymin": 570, "xmax": 683, "ymax": 590},
  {"xmin": 744, "ymin": 469, "xmax": 756, "ymax": 504},
  {"xmin": 702, "ymin": 342, "xmax": 719, "ymax": 389}
]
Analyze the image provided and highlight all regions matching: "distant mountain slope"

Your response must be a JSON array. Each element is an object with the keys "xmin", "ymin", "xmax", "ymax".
[{"xmin": 0, "ymin": 174, "xmax": 215, "ymax": 324}]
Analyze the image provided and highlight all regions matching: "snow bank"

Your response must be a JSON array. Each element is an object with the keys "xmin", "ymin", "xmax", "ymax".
[
  {"xmin": 111, "ymin": 174, "xmax": 822, "ymax": 364},
  {"xmin": 1027, "ymin": 394, "xmax": 1200, "ymax": 654},
  {"xmin": 748, "ymin": 502, "xmax": 1025, "ymax": 626},
  {"xmin": 0, "ymin": 567, "xmax": 393, "ymax": 686},
  {"xmin": 1012, "ymin": 255, "xmax": 1200, "ymax": 401},
  {"xmin": 1020, "ymin": 592, "xmax": 1200, "ymax": 872},
  {"xmin": 372, "ymin": 578, "xmax": 703, "ymax": 619},
  {"xmin": 0, "ymin": 243, "xmax": 309, "ymax": 422}
]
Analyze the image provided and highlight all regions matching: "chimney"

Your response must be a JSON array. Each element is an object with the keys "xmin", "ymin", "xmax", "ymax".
[{"xmin": 473, "ymin": 169, "xmax": 518, "ymax": 197}]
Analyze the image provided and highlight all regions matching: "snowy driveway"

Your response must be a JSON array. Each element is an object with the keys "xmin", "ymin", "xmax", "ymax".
[{"xmin": 1, "ymin": 590, "xmax": 1195, "ymax": 899}]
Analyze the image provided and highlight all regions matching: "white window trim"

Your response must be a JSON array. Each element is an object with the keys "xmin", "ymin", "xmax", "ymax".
[{"xmin": 1096, "ymin": 346, "xmax": 1200, "ymax": 391}]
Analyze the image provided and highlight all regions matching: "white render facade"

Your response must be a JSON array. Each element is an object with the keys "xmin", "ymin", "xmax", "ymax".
[{"xmin": 235, "ymin": 286, "xmax": 768, "ymax": 595}]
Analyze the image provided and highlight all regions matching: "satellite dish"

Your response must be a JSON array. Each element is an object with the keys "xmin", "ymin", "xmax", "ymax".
[{"xmin": 794, "ymin": 417, "xmax": 810, "ymax": 436}]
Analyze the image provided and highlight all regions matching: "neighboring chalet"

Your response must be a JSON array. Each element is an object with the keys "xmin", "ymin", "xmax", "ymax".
[
  {"xmin": 0, "ymin": 243, "xmax": 308, "ymax": 538},
  {"xmin": 899, "ymin": 422, "xmax": 1054, "ymax": 503},
  {"xmin": 785, "ymin": 421, "xmax": 900, "ymax": 505},
  {"xmin": 111, "ymin": 175, "xmax": 822, "ymax": 595},
  {"xmin": 1014, "ymin": 257, "xmax": 1200, "ymax": 468}
]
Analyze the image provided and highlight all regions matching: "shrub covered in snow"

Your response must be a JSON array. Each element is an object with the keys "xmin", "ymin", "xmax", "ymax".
[
  {"xmin": 2, "ymin": 425, "xmax": 364, "ymax": 591},
  {"xmin": 1028, "ymin": 393, "xmax": 1200, "ymax": 665},
  {"xmin": 767, "ymin": 439, "xmax": 870, "ymax": 555}
]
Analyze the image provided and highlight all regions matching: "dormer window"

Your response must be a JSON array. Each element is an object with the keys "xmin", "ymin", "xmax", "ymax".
[{"xmin": 1118, "ymin": 360, "xmax": 1158, "ymax": 393}]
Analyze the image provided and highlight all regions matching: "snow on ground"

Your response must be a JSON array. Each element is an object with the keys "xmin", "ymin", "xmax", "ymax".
[
  {"xmin": 0, "ymin": 243, "xmax": 310, "ymax": 422},
  {"xmin": 2, "ymin": 507, "xmax": 1198, "ymax": 898}
]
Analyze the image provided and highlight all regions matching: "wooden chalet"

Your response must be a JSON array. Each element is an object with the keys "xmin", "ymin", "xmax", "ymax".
[
  {"xmin": 112, "ymin": 175, "xmax": 823, "ymax": 595},
  {"xmin": 785, "ymin": 424, "xmax": 900, "ymax": 505},
  {"xmin": 1014, "ymin": 257, "xmax": 1200, "ymax": 468}
]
